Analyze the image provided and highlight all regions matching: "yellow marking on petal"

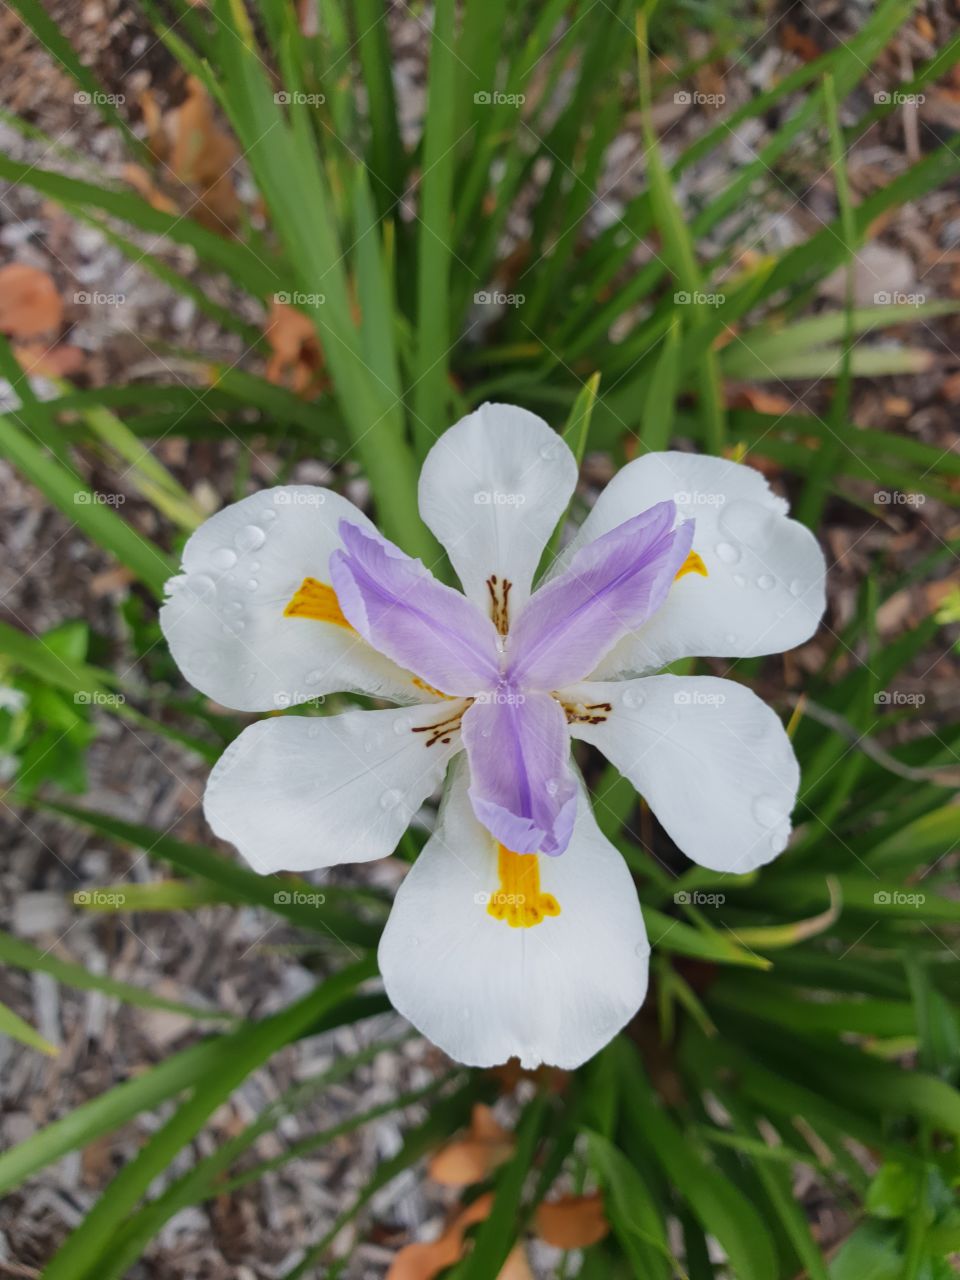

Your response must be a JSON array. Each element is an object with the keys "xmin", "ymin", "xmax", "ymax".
[
  {"xmin": 284, "ymin": 577, "xmax": 354, "ymax": 630},
  {"xmin": 412, "ymin": 676, "xmax": 454, "ymax": 701},
  {"xmin": 675, "ymin": 550, "xmax": 708, "ymax": 582},
  {"xmin": 487, "ymin": 844, "xmax": 560, "ymax": 929}
]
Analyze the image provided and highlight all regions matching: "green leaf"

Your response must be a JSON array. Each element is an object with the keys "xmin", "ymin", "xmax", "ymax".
[
  {"xmin": 585, "ymin": 1131, "xmax": 672, "ymax": 1278},
  {"xmin": 0, "ymin": 997, "xmax": 58, "ymax": 1056}
]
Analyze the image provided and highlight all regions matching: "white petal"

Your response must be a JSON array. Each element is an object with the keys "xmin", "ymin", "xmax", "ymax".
[
  {"xmin": 204, "ymin": 704, "xmax": 463, "ymax": 873},
  {"xmin": 160, "ymin": 486, "xmax": 425, "ymax": 711},
  {"xmin": 559, "ymin": 452, "xmax": 826, "ymax": 674},
  {"xmin": 568, "ymin": 675, "xmax": 799, "ymax": 873},
  {"xmin": 418, "ymin": 403, "xmax": 578, "ymax": 619},
  {"xmin": 378, "ymin": 761, "xmax": 648, "ymax": 1070}
]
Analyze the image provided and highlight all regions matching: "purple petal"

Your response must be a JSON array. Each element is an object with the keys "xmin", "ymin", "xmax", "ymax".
[
  {"xmin": 505, "ymin": 501, "xmax": 694, "ymax": 690},
  {"xmin": 330, "ymin": 521, "xmax": 500, "ymax": 696},
  {"xmin": 461, "ymin": 688, "xmax": 577, "ymax": 855}
]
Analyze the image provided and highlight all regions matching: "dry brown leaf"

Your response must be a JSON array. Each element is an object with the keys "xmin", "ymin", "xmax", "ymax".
[
  {"xmin": 264, "ymin": 301, "xmax": 326, "ymax": 398},
  {"xmin": 387, "ymin": 1193, "xmax": 493, "ymax": 1280},
  {"xmin": 427, "ymin": 1104, "xmax": 514, "ymax": 1186},
  {"xmin": 0, "ymin": 264, "xmax": 63, "ymax": 337},
  {"xmin": 13, "ymin": 342, "xmax": 83, "ymax": 378},
  {"xmin": 122, "ymin": 164, "xmax": 179, "ymax": 215},
  {"xmin": 729, "ymin": 387, "xmax": 794, "ymax": 416},
  {"xmin": 535, "ymin": 1193, "xmax": 610, "ymax": 1249},
  {"xmin": 498, "ymin": 1246, "xmax": 535, "ymax": 1280},
  {"xmin": 781, "ymin": 23, "xmax": 822, "ymax": 63}
]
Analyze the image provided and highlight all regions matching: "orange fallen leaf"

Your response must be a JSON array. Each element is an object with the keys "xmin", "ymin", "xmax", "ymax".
[
  {"xmin": 264, "ymin": 301, "xmax": 326, "ymax": 398},
  {"xmin": 0, "ymin": 264, "xmax": 63, "ymax": 337},
  {"xmin": 387, "ymin": 1193, "xmax": 493, "ymax": 1280},
  {"xmin": 13, "ymin": 342, "xmax": 84, "ymax": 378},
  {"xmin": 535, "ymin": 1193, "xmax": 610, "ymax": 1249},
  {"xmin": 428, "ymin": 1104, "xmax": 514, "ymax": 1186},
  {"xmin": 122, "ymin": 163, "xmax": 178, "ymax": 215}
]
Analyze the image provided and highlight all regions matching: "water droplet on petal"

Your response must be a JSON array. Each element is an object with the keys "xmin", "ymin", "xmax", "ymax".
[
  {"xmin": 789, "ymin": 578, "xmax": 805, "ymax": 597},
  {"xmin": 714, "ymin": 541, "xmax": 740, "ymax": 564},
  {"xmin": 187, "ymin": 574, "xmax": 216, "ymax": 598},
  {"xmin": 246, "ymin": 579, "xmax": 258, "ymax": 591},
  {"xmin": 380, "ymin": 788, "xmax": 404, "ymax": 811},
  {"xmin": 621, "ymin": 687, "xmax": 645, "ymax": 709},
  {"xmin": 757, "ymin": 574, "xmax": 775, "ymax": 591},
  {"xmin": 753, "ymin": 795, "xmax": 785, "ymax": 828},
  {"xmin": 539, "ymin": 440, "xmax": 562, "ymax": 460},
  {"xmin": 304, "ymin": 670, "xmax": 323, "ymax": 685},
  {"xmin": 261, "ymin": 508, "xmax": 277, "ymax": 522},
  {"xmin": 393, "ymin": 716, "xmax": 412, "ymax": 735},
  {"xmin": 545, "ymin": 778, "xmax": 559, "ymax": 797},
  {"xmin": 235, "ymin": 524, "xmax": 266, "ymax": 553},
  {"xmin": 210, "ymin": 548, "xmax": 237, "ymax": 570},
  {"xmin": 732, "ymin": 573, "xmax": 746, "ymax": 587}
]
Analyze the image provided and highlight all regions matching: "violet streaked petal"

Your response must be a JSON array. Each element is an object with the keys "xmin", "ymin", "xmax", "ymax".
[
  {"xmin": 505, "ymin": 502, "xmax": 694, "ymax": 690},
  {"xmin": 329, "ymin": 521, "xmax": 500, "ymax": 697},
  {"xmin": 461, "ymin": 689, "xmax": 577, "ymax": 856}
]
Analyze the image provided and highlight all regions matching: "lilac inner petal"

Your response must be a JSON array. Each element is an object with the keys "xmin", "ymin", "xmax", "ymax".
[
  {"xmin": 330, "ymin": 521, "xmax": 500, "ymax": 696},
  {"xmin": 505, "ymin": 501, "xmax": 694, "ymax": 690},
  {"xmin": 461, "ymin": 687, "xmax": 577, "ymax": 856}
]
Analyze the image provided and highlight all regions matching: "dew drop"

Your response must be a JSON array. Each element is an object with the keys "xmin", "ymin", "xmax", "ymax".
[
  {"xmin": 789, "ymin": 578, "xmax": 805, "ymax": 598},
  {"xmin": 187, "ymin": 574, "xmax": 216, "ymax": 598},
  {"xmin": 545, "ymin": 778, "xmax": 559, "ymax": 797},
  {"xmin": 245, "ymin": 578, "xmax": 259, "ymax": 591},
  {"xmin": 235, "ymin": 523, "xmax": 266, "ymax": 553},
  {"xmin": 230, "ymin": 600, "xmax": 243, "ymax": 612},
  {"xmin": 210, "ymin": 547, "xmax": 237, "ymax": 570},
  {"xmin": 380, "ymin": 788, "xmax": 404, "ymax": 811},
  {"xmin": 753, "ymin": 795, "xmax": 785, "ymax": 828},
  {"xmin": 249, "ymin": 560, "xmax": 261, "ymax": 572},
  {"xmin": 304, "ymin": 669, "xmax": 323, "ymax": 685},
  {"xmin": 757, "ymin": 574, "xmax": 775, "ymax": 591},
  {"xmin": 539, "ymin": 440, "xmax": 562, "ymax": 460},
  {"xmin": 732, "ymin": 573, "xmax": 746, "ymax": 588},
  {"xmin": 621, "ymin": 687, "xmax": 645, "ymax": 709},
  {"xmin": 714, "ymin": 541, "xmax": 740, "ymax": 564},
  {"xmin": 393, "ymin": 716, "xmax": 412, "ymax": 735},
  {"xmin": 634, "ymin": 941, "xmax": 648, "ymax": 958},
  {"xmin": 261, "ymin": 508, "xmax": 277, "ymax": 522}
]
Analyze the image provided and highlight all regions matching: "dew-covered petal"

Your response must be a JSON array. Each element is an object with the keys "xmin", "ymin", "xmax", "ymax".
[
  {"xmin": 378, "ymin": 760, "xmax": 649, "ymax": 1070},
  {"xmin": 330, "ymin": 521, "xmax": 501, "ymax": 697},
  {"xmin": 567, "ymin": 674, "xmax": 800, "ymax": 873},
  {"xmin": 204, "ymin": 703, "xmax": 463, "ymax": 873},
  {"xmin": 556, "ymin": 453, "xmax": 826, "ymax": 675},
  {"xmin": 460, "ymin": 689, "xmax": 577, "ymax": 856},
  {"xmin": 505, "ymin": 502, "xmax": 693, "ymax": 690},
  {"xmin": 418, "ymin": 402, "xmax": 578, "ymax": 621},
  {"xmin": 160, "ymin": 487, "xmax": 425, "ymax": 712}
]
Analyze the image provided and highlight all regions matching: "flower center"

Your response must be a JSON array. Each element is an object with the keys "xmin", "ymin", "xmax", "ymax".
[
  {"xmin": 486, "ymin": 843, "xmax": 560, "ymax": 928},
  {"xmin": 284, "ymin": 576, "xmax": 354, "ymax": 629}
]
